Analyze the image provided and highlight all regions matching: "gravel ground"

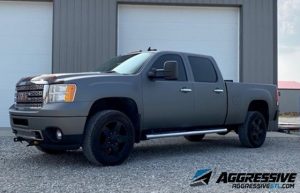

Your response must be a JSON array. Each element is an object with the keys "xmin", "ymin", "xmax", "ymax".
[{"xmin": 0, "ymin": 132, "xmax": 299, "ymax": 193}]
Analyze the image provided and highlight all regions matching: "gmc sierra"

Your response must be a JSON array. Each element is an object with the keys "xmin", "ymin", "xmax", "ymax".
[{"xmin": 9, "ymin": 51, "xmax": 278, "ymax": 166}]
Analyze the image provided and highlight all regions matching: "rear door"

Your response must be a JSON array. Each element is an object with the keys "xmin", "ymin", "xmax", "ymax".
[
  {"xmin": 188, "ymin": 56, "xmax": 227, "ymax": 126},
  {"xmin": 142, "ymin": 54, "xmax": 195, "ymax": 129}
]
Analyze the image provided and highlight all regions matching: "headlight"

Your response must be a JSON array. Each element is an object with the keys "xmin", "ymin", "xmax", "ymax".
[{"xmin": 47, "ymin": 84, "xmax": 77, "ymax": 103}]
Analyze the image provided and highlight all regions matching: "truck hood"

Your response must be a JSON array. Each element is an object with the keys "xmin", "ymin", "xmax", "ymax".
[{"xmin": 17, "ymin": 72, "xmax": 114, "ymax": 85}]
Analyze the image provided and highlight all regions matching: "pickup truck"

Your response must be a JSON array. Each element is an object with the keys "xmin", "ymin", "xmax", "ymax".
[{"xmin": 9, "ymin": 51, "xmax": 278, "ymax": 166}]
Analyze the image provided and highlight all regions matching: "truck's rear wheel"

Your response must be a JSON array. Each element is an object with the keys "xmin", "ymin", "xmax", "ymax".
[
  {"xmin": 83, "ymin": 110, "xmax": 134, "ymax": 166},
  {"xmin": 238, "ymin": 111, "xmax": 267, "ymax": 148},
  {"xmin": 184, "ymin": 134, "xmax": 205, "ymax": 142}
]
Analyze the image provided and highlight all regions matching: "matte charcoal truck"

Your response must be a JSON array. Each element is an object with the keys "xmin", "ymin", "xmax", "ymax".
[{"xmin": 9, "ymin": 51, "xmax": 278, "ymax": 166}]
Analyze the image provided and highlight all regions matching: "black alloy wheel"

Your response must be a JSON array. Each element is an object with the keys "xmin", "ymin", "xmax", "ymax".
[
  {"xmin": 238, "ymin": 111, "xmax": 267, "ymax": 148},
  {"xmin": 98, "ymin": 121, "xmax": 129, "ymax": 156},
  {"xmin": 83, "ymin": 110, "xmax": 134, "ymax": 166}
]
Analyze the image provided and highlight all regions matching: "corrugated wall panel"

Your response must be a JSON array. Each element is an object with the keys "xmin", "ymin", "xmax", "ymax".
[
  {"xmin": 241, "ymin": 0, "xmax": 276, "ymax": 83},
  {"xmin": 53, "ymin": 0, "xmax": 117, "ymax": 73},
  {"xmin": 53, "ymin": 0, "xmax": 277, "ymax": 84}
]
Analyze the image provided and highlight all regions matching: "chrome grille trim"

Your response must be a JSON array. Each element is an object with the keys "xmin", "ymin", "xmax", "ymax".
[{"xmin": 15, "ymin": 84, "xmax": 46, "ymax": 109}]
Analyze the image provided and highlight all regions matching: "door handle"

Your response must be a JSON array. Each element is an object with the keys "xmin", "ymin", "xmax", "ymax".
[
  {"xmin": 180, "ymin": 88, "xmax": 192, "ymax": 93},
  {"xmin": 214, "ymin": 88, "xmax": 224, "ymax": 94}
]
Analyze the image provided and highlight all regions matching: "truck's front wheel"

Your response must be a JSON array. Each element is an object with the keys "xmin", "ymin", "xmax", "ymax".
[
  {"xmin": 238, "ymin": 111, "xmax": 267, "ymax": 148},
  {"xmin": 83, "ymin": 110, "xmax": 135, "ymax": 166}
]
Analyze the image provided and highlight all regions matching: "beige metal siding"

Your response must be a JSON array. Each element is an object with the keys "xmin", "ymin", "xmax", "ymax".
[{"xmin": 52, "ymin": 0, "xmax": 277, "ymax": 84}]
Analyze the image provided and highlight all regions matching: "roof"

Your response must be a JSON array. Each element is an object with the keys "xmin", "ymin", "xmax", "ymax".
[{"xmin": 278, "ymin": 81, "xmax": 300, "ymax": 90}]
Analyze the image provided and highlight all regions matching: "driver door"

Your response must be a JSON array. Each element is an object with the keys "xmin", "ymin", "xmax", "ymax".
[{"xmin": 142, "ymin": 54, "xmax": 195, "ymax": 129}]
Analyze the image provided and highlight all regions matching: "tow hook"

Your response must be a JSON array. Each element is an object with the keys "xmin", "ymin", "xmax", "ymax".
[
  {"xmin": 13, "ymin": 137, "xmax": 23, "ymax": 143},
  {"xmin": 13, "ymin": 138, "xmax": 39, "ymax": 146},
  {"xmin": 27, "ymin": 141, "xmax": 39, "ymax": 147}
]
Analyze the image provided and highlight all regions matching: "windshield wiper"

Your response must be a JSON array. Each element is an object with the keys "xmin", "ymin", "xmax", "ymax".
[{"xmin": 105, "ymin": 70, "xmax": 118, "ymax": 73}]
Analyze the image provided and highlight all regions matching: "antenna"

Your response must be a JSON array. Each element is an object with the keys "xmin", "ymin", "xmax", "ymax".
[{"xmin": 147, "ymin": 47, "xmax": 157, "ymax": 51}]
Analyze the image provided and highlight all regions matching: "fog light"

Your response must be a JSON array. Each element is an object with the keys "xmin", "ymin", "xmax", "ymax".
[{"xmin": 56, "ymin": 129, "xmax": 63, "ymax": 140}]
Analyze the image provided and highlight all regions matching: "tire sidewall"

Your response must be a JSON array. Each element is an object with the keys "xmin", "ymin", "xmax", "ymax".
[
  {"xmin": 85, "ymin": 110, "xmax": 135, "ymax": 165},
  {"xmin": 247, "ymin": 112, "xmax": 267, "ymax": 147},
  {"xmin": 239, "ymin": 111, "xmax": 267, "ymax": 148}
]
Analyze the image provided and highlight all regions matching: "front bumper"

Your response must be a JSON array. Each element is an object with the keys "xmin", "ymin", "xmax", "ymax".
[{"xmin": 10, "ymin": 112, "xmax": 87, "ymax": 148}]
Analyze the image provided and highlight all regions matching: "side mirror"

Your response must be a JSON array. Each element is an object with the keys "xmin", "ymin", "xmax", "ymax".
[
  {"xmin": 148, "ymin": 61, "xmax": 178, "ymax": 80},
  {"xmin": 163, "ymin": 61, "xmax": 178, "ymax": 80},
  {"xmin": 147, "ymin": 68, "xmax": 157, "ymax": 79}
]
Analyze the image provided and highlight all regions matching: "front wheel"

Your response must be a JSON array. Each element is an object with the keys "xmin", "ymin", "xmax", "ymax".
[
  {"xmin": 238, "ymin": 111, "xmax": 267, "ymax": 148},
  {"xmin": 83, "ymin": 110, "xmax": 135, "ymax": 166}
]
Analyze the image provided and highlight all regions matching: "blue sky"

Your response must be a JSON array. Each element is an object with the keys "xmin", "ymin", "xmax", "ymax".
[{"xmin": 278, "ymin": 0, "xmax": 300, "ymax": 82}]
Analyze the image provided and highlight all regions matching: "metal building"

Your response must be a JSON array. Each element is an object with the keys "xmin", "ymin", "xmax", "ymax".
[
  {"xmin": 0, "ymin": 0, "xmax": 277, "ymax": 127},
  {"xmin": 278, "ymin": 81, "xmax": 300, "ymax": 113}
]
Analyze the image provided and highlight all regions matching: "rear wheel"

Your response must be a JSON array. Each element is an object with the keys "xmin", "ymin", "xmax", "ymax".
[
  {"xmin": 238, "ymin": 111, "xmax": 267, "ymax": 148},
  {"xmin": 184, "ymin": 134, "xmax": 205, "ymax": 142},
  {"xmin": 83, "ymin": 110, "xmax": 135, "ymax": 166}
]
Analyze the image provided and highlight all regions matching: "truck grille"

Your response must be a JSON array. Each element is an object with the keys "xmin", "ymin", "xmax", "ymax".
[{"xmin": 15, "ymin": 84, "xmax": 45, "ymax": 108}]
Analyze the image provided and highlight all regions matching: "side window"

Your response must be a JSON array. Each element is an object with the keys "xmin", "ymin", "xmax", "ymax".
[
  {"xmin": 151, "ymin": 54, "xmax": 187, "ymax": 81},
  {"xmin": 188, "ymin": 56, "xmax": 218, "ymax": 82}
]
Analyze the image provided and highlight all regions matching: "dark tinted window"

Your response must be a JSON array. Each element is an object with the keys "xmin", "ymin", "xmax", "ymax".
[
  {"xmin": 151, "ymin": 54, "xmax": 187, "ymax": 81},
  {"xmin": 188, "ymin": 56, "xmax": 217, "ymax": 82}
]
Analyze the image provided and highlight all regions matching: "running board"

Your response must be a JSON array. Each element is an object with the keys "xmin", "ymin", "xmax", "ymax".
[{"xmin": 146, "ymin": 128, "xmax": 228, "ymax": 139}]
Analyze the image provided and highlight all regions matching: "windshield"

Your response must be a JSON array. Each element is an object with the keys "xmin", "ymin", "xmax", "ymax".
[{"xmin": 95, "ymin": 53, "xmax": 153, "ymax": 74}]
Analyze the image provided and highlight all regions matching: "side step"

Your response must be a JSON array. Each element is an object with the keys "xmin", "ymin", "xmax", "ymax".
[{"xmin": 146, "ymin": 128, "xmax": 228, "ymax": 139}]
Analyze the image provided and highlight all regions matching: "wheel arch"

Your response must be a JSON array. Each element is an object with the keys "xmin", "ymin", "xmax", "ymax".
[
  {"xmin": 248, "ymin": 100, "xmax": 269, "ymax": 126},
  {"xmin": 86, "ymin": 97, "xmax": 141, "ymax": 142}
]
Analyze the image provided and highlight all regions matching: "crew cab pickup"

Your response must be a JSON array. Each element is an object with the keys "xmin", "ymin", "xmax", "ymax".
[{"xmin": 9, "ymin": 51, "xmax": 278, "ymax": 166}]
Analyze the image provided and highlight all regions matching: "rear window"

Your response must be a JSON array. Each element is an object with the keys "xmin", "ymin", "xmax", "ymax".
[{"xmin": 188, "ymin": 56, "xmax": 218, "ymax": 82}]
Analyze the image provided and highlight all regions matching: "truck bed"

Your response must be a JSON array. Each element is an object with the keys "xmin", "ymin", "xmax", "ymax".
[{"xmin": 225, "ymin": 82, "xmax": 277, "ymax": 126}]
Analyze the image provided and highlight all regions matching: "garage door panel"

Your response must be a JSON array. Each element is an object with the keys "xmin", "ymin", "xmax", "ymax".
[
  {"xmin": 0, "ymin": 55, "xmax": 51, "ymax": 74},
  {"xmin": 119, "ymin": 23, "xmax": 237, "ymax": 42},
  {"xmin": 0, "ymin": 24, "xmax": 51, "ymax": 36},
  {"xmin": 120, "ymin": 6, "xmax": 238, "ymax": 23},
  {"xmin": 118, "ymin": 4, "xmax": 239, "ymax": 82},
  {"xmin": 119, "ymin": 38, "xmax": 237, "ymax": 67},
  {"xmin": 0, "ymin": 1, "xmax": 53, "ymax": 127},
  {"xmin": 0, "ymin": 38, "xmax": 51, "ymax": 55}
]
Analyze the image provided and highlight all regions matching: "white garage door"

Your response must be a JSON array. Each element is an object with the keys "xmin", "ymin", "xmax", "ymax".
[
  {"xmin": 118, "ymin": 4, "xmax": 239, "ymax": 81},
  {"xmin": 0, "ymin": 1, "xmax": 53, "ymax": 127}
]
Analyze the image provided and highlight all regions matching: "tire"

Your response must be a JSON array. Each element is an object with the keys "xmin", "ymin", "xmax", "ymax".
[
  {"xmin": 238, "ymin": 111, "xmax": 267, "ymax": 148},
  {"xmin": 184, "ymin": 134, "xmax": 205, "ymax": 142},
  {"xmin": 36, "ymin": 146, "xmax": 66, "ymax": 154},
  {"xmin": 83, "ymin": 110, "xmax": 135, "ymax": 166}
]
